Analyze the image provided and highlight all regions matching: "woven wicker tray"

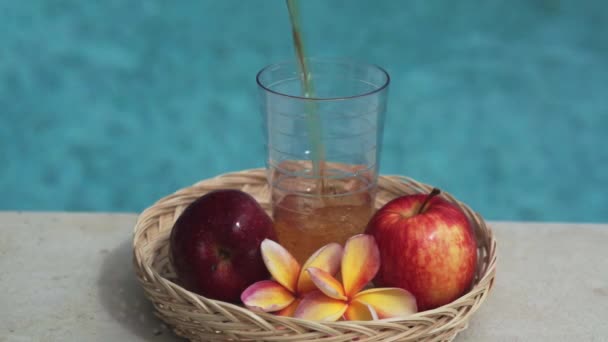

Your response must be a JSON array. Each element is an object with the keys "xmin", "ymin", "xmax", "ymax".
[{"xmin": 133, "ymin": 169, "xmax": 497, "ymax": 341}]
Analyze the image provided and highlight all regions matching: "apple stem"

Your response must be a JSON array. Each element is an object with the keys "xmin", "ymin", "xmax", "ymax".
[
  {"xmin": 218, "ymin": 248, "xmax": 231, "ymax": 260},
  {"xmin": 418, "ymin": 188, "xmax": 441, "ymax": 215}
]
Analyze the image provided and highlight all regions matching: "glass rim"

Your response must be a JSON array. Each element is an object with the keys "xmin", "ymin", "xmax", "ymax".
[{"xmin": 256, "ymin": 58, "xmax": 390, "ymax": 101}]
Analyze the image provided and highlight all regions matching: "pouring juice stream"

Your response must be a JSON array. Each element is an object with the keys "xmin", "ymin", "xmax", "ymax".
[
  {"xmin": 271, "ymin": 1, "xmax": 376, "ymax": 263},
  {"xmin": 286, "ymin": 0, "xmax": 326, "ymax": 192}
]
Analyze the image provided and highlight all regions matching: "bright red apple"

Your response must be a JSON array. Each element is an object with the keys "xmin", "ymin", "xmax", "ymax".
[
  {"xmin": 170, "ymin": 189, "xmax": 276, "ymax": 302},
  {"xmin": 365, "ymin": 189, "xmax": 477, "ymax": 311}
]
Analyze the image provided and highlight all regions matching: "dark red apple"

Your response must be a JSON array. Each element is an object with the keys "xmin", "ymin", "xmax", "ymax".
[
  {"xmin": 170, "ymin": 190, "xmax": 276, "ymax": 302},
  {"xmin": 365, "ymin": 189, "xmax": 477, "ymax": 311}
]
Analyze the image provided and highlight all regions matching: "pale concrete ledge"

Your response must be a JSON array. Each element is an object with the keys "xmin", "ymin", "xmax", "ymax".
[{"xmin": 1, "ymin": 212, "xmax": 607, "ymax": 341}]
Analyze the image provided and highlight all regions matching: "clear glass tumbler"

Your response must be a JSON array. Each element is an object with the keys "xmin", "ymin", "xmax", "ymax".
[{"xmin": 257, "ymin": 59, "xmax": 389, "ymax": 263}]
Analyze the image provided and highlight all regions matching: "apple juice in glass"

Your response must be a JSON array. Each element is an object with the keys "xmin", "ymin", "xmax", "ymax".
[{"xmin": 257, "ymin": 59, "xmax": 389, "ymax": 263}]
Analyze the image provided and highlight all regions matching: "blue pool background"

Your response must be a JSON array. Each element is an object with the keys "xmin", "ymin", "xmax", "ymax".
[{"xmin": 1, "ymin": 0, "xmax": 606, "ymax": 222}]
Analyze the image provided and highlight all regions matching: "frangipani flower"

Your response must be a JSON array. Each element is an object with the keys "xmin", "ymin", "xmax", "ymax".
[
  {"xmin": 294, "ymin": 234, "xmax": 417, "ymax": 321},
  {"xmin": 241, "ymin": 239, "xmax": 343, "ymax": 315}
]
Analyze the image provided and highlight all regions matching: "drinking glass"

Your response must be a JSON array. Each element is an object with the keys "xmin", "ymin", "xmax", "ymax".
[{"xmin": 257, "ymin": 58, "xmax": 389, "ymax": 263}]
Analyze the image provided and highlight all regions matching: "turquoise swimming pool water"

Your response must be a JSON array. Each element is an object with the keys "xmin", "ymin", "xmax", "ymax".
[{"xmin": 1, "ymin": 1, "xmax": 606, "ymax": 222}]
